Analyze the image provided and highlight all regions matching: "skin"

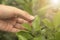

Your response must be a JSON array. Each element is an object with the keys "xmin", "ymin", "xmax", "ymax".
[{"xmin": 0, "ymin": 5, "xmax": 34, "ymax": 33}]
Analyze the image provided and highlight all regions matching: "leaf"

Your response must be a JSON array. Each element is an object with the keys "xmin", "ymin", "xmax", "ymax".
[
  {"xmin": 42, "ymin": 18, "xmax": 53, "ymax": 28},
  {"xmin": 22, "ymin": 4, "xmax": 32, "ymax": 14},
  {"xmin": 55, "ymin": 32, "xmax": 60, "ymax": 40},
  {"xmin": 16, "ymin": 0, "xmax": 32, "ymax": 14},
  {"xmin": 16, "ymin": 0, "xmax": 25, "ymax": 4},
  {"xmin": 22, "ymin": 23, "xmax": 32, "ymax": 31},
  {"xmin": 0, "ymin": 0, "xmax": 3, "ymax": 4},
  {"xmin": 32, "ymin": 15, "xmax": 41, "ymax": 31},
  {"xmin": 53, "ymin": 12, "xmax": 60, "ymax": 27},
  {"xmin": 18, "ymin": 35, "xmax": 27, "ymax": 40},
  {"xmin": 33, "ymin": 36, "xmax": 42, "ymax": 40},
  {"xmin": 17, "ymin": 31, "xmax": 33, "ymax": 40}
]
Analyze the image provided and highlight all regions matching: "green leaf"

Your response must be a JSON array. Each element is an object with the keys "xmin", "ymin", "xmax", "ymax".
[
  {"xmin": 15, "ymin": 0, "xmax": 32, "ymax": 14},
  {"xmin": 33, "ymin": 36, "xmax": 42, "ymax": 40},
  {"xmin": 55, "ymin": 32, "xmax": 60, "ymax": 40},
  {"xmin": 17, "ymin": 31, "xmax": 33, "ymax": 40},
  {"xmin": 16, "ymin": 0, "xmax": 25, "ymax": 4},
  {"xmin": 0, "ymin": 0, "xmax": 3, "ymax": 4},
  {"xmin": 53, "ymin": 12, "xmax": 60, "ymax": 27},
  {"xmin": 18, "ymin": 35, "xmax": 27, "ymax": 40},
  {"xmin": 22, "ymin": 23, "xmax": 32, "ymax": 31},
  {"xmin": 22, "ymin": 4, "xmax": 32, "ymax": 14},
  {"xmin": 32, "ymin": 15, "xmax": 41, "ymax": 31},
  {"xmin": 42, "ymin": 18, "xmax": 53, "ymax": 28}
]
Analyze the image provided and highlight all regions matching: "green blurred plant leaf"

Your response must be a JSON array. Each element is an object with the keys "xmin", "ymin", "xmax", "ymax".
[
  {"xmin": 55, "ymin": 32, "xmax": 60, "ymax": 40},
  {"xmin": 18, "ymin": 35, "xmax": 27, "ymax": 40},
  {"xmin": 42, "ymin": 18, "xmax": 53, "ymax": 29},
  {"xmin": 15, "ymin": 0, "xmax": 32, "ymax": 14},
  {"xmin": 53, "ymin": 12, "xmax": 60, "ymax": 27},
  {"xmin": 17, "ymin": 31, "xmax": 33, "ymax": 40},
  {"xmin": 22, "ymin": 23, "xmax": 32, "ymax": 31},
  {"xmin": 33, "ymin": 36, "xmax": 42, "ymax": 40},
  {"xmin": 32, "ymin": 15, "xmax": 41, "ymax": 31}
]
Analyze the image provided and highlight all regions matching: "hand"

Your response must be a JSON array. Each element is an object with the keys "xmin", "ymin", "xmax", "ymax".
[{"xmin": 0, "ymin": 5, "xmax": 34, "ymax": 33}]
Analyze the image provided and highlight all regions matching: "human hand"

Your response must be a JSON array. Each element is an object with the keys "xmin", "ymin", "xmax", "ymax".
[{"xmin": 0, "ymin": 5, "xmax": 34, "ymax": 33}]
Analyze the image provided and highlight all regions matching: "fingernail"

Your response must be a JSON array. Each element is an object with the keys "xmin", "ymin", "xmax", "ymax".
[{"xmin": 29, "ymin": 16, "xmax": 35, "ymax": 21}]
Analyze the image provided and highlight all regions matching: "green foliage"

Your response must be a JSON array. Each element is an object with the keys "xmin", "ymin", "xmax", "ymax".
[
  {"xmin": 53, "ymin": 12, "xmax": 60, "ymax": 28},
  {"xmin": 33, "ymin": 36, "xmax": 42, "ymax": 40},
  {"xmin": 42, "ymin": 18, "xmax": 53, "ymax": 29},
  {"xmin": 42, "ymin": 11, "xmax": 60, "ymax": 40},
  {"xmin": 17, "ymin": 12, "xmax": 60, "ymax": 40},
  {"xmin": 32, "ymin": 15, "xmax": 41, "ymax": 31},
  {"xmin": 15, "ymin": 0, "xmax": 32, "ymax": 14},
  {"xmin": 17, "ymin": 31, "xmax": 33, "ymax": 40},
  {"xmin": 0, "ymin": 31, "xmax": 17, "ymax": 40},
  {"xmin": 22, "ymin": 23, "xmax": 32, "ymax": 31},
  {"xmin": 55, "ymin": 32, "xmax": 60, "ymax": 40},
  {"xmin": 17, "ymin": 16, "xmax": 41, "ymax": 40}
]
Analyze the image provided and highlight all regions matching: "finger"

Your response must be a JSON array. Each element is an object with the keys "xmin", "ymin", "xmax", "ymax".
[
  {"xmin": 14, "ymin": 23, "xmax": 25, "ymax": 30},
  {"xmin": 16, "ymin": 18, "xmax": 28, "ymax": 24},
  {"xmin": 16, "ymin": 18, "xmax": 32, "ymax": 26},
  {"xmin": 4, "ymin": 24, "xmax": 20, "ymax": 33},
  {"xmin": 14, "ymin": 8, "xmax": 34, "ymax": 21},
  {"xmin": 0, "ymin": 23, "xmax": 20, "ymax": 33},
  {"xmin": 0, "ymin": 20, "xmax": 20, "ymax": 33},
  {"xmin": 0, "ymin": 5, "xmax": 34, "ymax": 21},
  {"xmin": 11, "ymin": 28, "xmax": 20, "ymax": 33},
  {"xmin": 4, "ymin": 18, "xmax": 17, "ymax": 25},
  {"xmin": 6, "ymin": 23, "xmax": 20, "ymax": 33}
]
